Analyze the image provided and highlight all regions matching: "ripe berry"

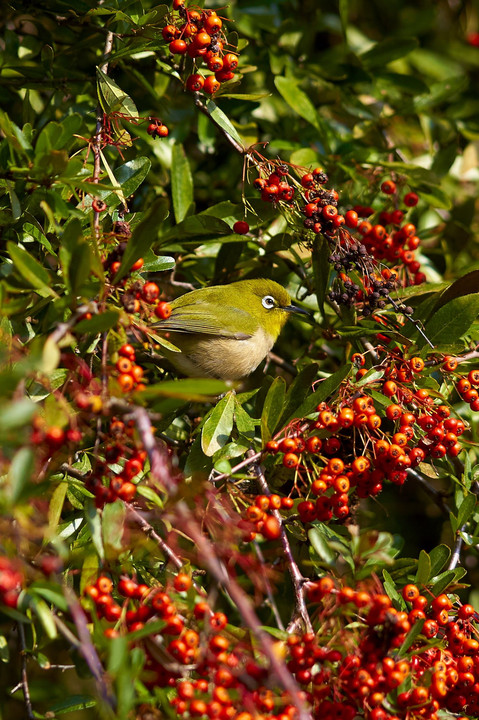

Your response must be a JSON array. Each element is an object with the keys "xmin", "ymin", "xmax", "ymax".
[
  {"xmin": 223, "ymin": 53, "xmax": 239, "ymax": 71},
  {"xmin": 169, "ymin": 39, "xmax": 188, "ymax": 54},
  {"xmin": 92, "ymin": 198, "xmax": 107, "ymax": 213},
  {"xmin": 233, "ymin": 220, "xmax": 249, "ymax": 234},
  {"xmin": 155, "ymin": 301, "xmax": 172, "ymax": 319},
  {"xmin": 186, "ymin": 73, "xmax": 205, "ymax": 92},
  {"xmin": 215, "ymin": 69, "xmax": 235, "ymax": 82},
  {"xmin": 404, "ymin": 191, "xmax": 419, "ymax": 207},
  {"xmin": 142, "ymin": 282, "xmax": 160, "ymax": 302},
  {"xmin": 381, "ymin": 179, "xmax": 396, "ymax": 194}
]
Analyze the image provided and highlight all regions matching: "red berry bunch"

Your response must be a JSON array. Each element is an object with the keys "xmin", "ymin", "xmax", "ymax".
[
  {"xmin": 104, "ymin": 221, "xmax": 144, "ymax": 278},
  {"xmin": 146, "ymin": 119, "xmax": 169, "ymax": 139},
  {"xmin": 0, "ymin": 556, "xmax": 23, "ymax": 609},
  {"xmin": 115, "ymin": 343, "xmax": 146, "ymax": 393},
  {"xmin": 84, "ymin": 416, "xmax": 147, "ymax": 506},
  {"xmin": 162, "ymin": 2, "xmax": 240, "ymax": 95},
  {"xmin": 262, "ymin": 346, "xmax": 471, "ymax": 524},
  {"xmin": 241, "ymin": 494, "xmax": 290, "ymax": 541},
  {"xmin": 302, "ymin": 576, "xmax": 479, "ymax": 720}
]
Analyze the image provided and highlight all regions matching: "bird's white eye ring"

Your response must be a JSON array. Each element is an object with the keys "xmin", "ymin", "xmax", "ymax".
[{"xmin": 262, "ymin": 295, "xmax": 276, "ymax": 309}]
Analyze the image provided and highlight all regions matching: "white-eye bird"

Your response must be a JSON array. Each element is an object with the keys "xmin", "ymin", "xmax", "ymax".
[{"xmin": 156, "ymin": 278, "xmax": 309, "ymax": 380}]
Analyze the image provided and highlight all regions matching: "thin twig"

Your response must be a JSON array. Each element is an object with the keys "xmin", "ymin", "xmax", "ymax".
[
  {"xmin": 175, "ymin": 501, "xmax": 313, "ymax": 720},
  {"xmin": 448, "ymin": 526, "xmax": 465, "ymax": 570},
  {"xmin": 63, "ymin": 586, "xmax": 116, "ymax": 712},
  {"xmin": 211, "ymin": 448, "xmax": 263, "ymax": 484},
  {"xmin": 17, "ymin": 622, "xmax": 34, "ymax": 720},
  {"xmin": 130, "ymin": 407, "xmax": 177, "ymax": 494},
  {"xmin": 93, "ymin": 30, "xmax": 114, "ymax": 237},
  {"xmin": 48, "ymin": 304, "xmax": 98, "ymax": 345},
  {"xmin": 125, "ymin": 503, "xmax": 206, "ymax": 596},
  {"xmin": 248, "ymin": 451, "xmax": 313, "ymax": 633}
]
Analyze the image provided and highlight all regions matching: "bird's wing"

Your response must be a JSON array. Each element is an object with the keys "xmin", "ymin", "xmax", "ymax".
[{"xmin": 156, "ymin": 302, "xmax": 257, "ymax": 339}]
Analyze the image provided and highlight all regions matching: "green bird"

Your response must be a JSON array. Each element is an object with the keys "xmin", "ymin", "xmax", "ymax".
[{"xmin": 156, "ymin": 278, "xmax": 309, "ymax": 380}]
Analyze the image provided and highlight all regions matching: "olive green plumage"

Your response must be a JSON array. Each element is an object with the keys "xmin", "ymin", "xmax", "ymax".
[{"xmin": 156, "ymin": 278, "xmax": 306, "ymax": 380}]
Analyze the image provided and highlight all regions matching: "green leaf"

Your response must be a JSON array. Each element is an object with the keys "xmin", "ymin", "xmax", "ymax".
[
  {"xmin": 138, "ymin": 378, "xmax": 229, "ymax": 403},
  {"xmin": 205, "ymin": 101, "xmax": 245, "ymax": 149},
  {"xmin": 397, "ymin": 617, "xmax": 425, "ymax": 657},
  {"xmin": 429, "ymin": 545, "xmax": 451, "ymax": 577},
  {"xmin": 360, "ymin": 37, "xmax": 419, "ymax": 69},
  {"xmin": 102, "ymin": 157, "xmax": 151, "ymax": 209},
  {"xmin": 382, "ymin": 569, "xmax": 403, "ymax": 607},
  {"xmin": 102, "ymin": 500, "xmax": 126, "ymax": 554},
  {"xmin": 433, "ymin": 270, "xmax": 479, "ymax": 313},
  {"xmin": 96, "ymin": 68, "xmax": 138, "ymax": 117},
  {"xmin": 0, "ymin": 398, "xmax": 36, "ymax": 432},
  {"xmin": 415, "ymin": 549, "xmax": 431, "ymax": 586},
  {"xmin": 85, "ymin": 499, "xmax": 104, "ymax": 561},
  {"xmin": 8, "ymin": 447, "xmax": 34, "ymax": 503},
  {"xmin": 201, "ymin": 391, "xmax": 235, "ymax": 456},
  {"xmin": 429, "ymin": 568, "xmax": 467, "ymax": 597},
  {"xmin": 114, "ymin": 198, "xmax": 169, "ymax": 281},
  {"xmin": 279, "ymin": 364, "xmax": 319, "ymax": 428},
  {"xmin": 284, "ymin": 365, "xmax": 351, "ymax": 424},
  {"xmin": 274, "ymin": 76, "xmax": 320, "ymax": 131},
  {"xmin": 419, "ymin": 294, "xmax": 479, "ymax": 348},
  {"xmin": 46, "ymin": 696, "xmax": 96, "ymax": 716},
  {"xmin": 74, "ymin": 310, "xmax": 120, "ymax": 334},
  {"xmin": 30, "ymin": 597, "xmax": 57, "ymax": 639},
  {"xmin": 456, "ymin": 493, "xmax": 477, "ymax": 530},
  {"xmin": 312, "ymin": 236, "xmax": 330, "ymax": 319},
  {"xmin": 7, "ymin": 242, "xmax": 56, "ymax": 297},
  {"xmin": 261, "ymin": 376, "xmax": 286, "ymax": 444},
  {"xmin": 47, "ymin": 482, "xmax": 68, "ymax": 538},
  {"xmin": 171, "ymin": 143, "xmax": 194, "ymax": 223},
  {"xmin": 308, "ymin": 526, "xmax": 337, "ymax": 565}
]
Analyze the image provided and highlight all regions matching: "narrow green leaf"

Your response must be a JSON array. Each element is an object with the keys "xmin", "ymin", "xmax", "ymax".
[
  {"xmin": 96, "ymin": 68, "xmax": 138, "ymax": 117},
  {"xmin": 382, "ymin": 569, "xmax": 404, "ymax": 607},
  {"xmin": 428, "ymin": 544, "xmax": 451, "ymax": 577},
  {"xmin": 7, "ymin": 242, "xmax": 56, "ymax": 296},
  {"xmin": 47, "ymin": 482, "xmax": 68, "ymax": 538},
  {"xmin": 85, "ymin": 499, "xmax": 104, "ymax": 561},
  {"xmin": 429, "ymin": 568, "xmax": 466, "ymax": 597},
  {"xmin": 274, "ymin": 76, "xmax": 320, "ymax": 130},
  {"xmin": 102, "ymin": 500, "xmax": 126, "ymax": 554},
  {"xmin": 171, "ymin": 143, "xmax": 194, "ymax": 223},
  {"xmin": 397, "ymin": 618, "xmax": 425, "ymax": 657},
  {"xmin": 308, "ymin": 526, "xmax": 337, "ymax": 564},
  {"xmin": 201, "ymin": 391, "xmax": 235, "ymax": 456},
  {"xmin": 46, "ymin": 696, "xmax": 96, "ymax": 715},
  {"xmin": 261, "ymin": 376, "xmax": 286, "ymax": 444},
  {"xmin": 8, "ymin": 447, "xmax": 34, "ymax": 503},
  {"xmin": 138, "ymin": 378, "xmax": 228, "ymax": 402},
  {"xmin": 74, "ymin": 310, "xmax": 120, "ymax": 334},
  {"xmin": 30, "ymin": 597, "xmax": 57, "ymax": 639},
  {"xmin": 101, "ymin": 157, "xmax": 151, "ymax": 209},
  {"xmin": 284, "ymin": 365, "xmax": 351, "ymax": 424},
  {"xmin": 205, "ymin": 101, "xmax": 245, "ymax": 149},
  {"xmin": 456, "ymin": 493, "xmax": 477, "ymax": 529},
  {"xmin": 279, "ymin": 364, "xmax": 319, "ymax": 428},
  {"xmin": 415, "ymin": 549, "xmax": 431, "ymax": 586}
]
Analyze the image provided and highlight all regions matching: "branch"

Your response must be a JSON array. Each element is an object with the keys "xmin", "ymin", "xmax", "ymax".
[
  {"xmin": 17, "ymin": 622, "xmax": 34, "ymax": 720},
  {"xmin": 125, "ymin": 503, "xmax": 206, "ymax": 596},
  {"xmin": 248, "ymin": 451, "xmax": 313, "ymax": 633},
  {"xmin": 175, "ymin": 501, "xmax": 313, "ymax": 720}
]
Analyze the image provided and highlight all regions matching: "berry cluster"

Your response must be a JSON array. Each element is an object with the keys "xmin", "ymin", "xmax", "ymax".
[
  {"xmin": 121, "ymin": 280, "xmax": 172, "ymax": 320},
  {"xmin": 241, "ymin": 494, "xmax": 290, "ymax": 542},
  {"xmin": 115, "ymin": 343, "xmax": 147, "ymax": 393},
  {"xmin": 146, "ymin": 119, "xmax": 169, "ymax": 139},
  {"xmin": 162, "ymin": 1, "xmax": 240, "ymax": 96},
  {"xmin": 264, "ymin": 350, "xmax": 470, "ymax": 524},
  {"xmin": 30, "ymin": 417, "xmax": 82, "ymax": 458},
  {"xmin": 302, "ymin": 576, "xmax": 479, "ymax": 720},
  {"xmin": 104, "ymin": 220, "xmax": 144, "ymax": 278},
  {"xmin": 0, "ymin": 556, "xmax": 23, "ymax": 609},
  {"xmin": 84, "ymin": 417, "xmax": 147, "ymax": 506}
]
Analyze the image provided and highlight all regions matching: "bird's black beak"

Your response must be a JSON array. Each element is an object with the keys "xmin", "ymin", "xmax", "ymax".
[{"xmin": 285, "ymin": 304, "xmax": 313, "ymax": 318}]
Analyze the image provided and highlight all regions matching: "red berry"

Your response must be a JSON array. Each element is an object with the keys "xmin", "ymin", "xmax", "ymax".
[
  {"xmin": 186, "ymin": 73, "xmax": 205, "ymax": 92},
  {"xmin": 169, "ymin": 39, "xmax": 187, "ymax": 55},
  {"xmin": 381, "ymin": 179, "xmax": 396, "ymax": 194},
  {"xmin": 404, "ymin": 191, "xmax": 419, "ymax": 207},
  {"xmin": 233, "ymin": 220, "xmax": 249, "ymax": 235},
  {"xmin": 155, "ymin": 301, "xmax": 172, "ymax": 319}
]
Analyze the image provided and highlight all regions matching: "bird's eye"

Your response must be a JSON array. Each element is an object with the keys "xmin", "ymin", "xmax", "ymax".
[{"xmin": 262, "ymin": 295, "xmax": 276, "ymax": 309}]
